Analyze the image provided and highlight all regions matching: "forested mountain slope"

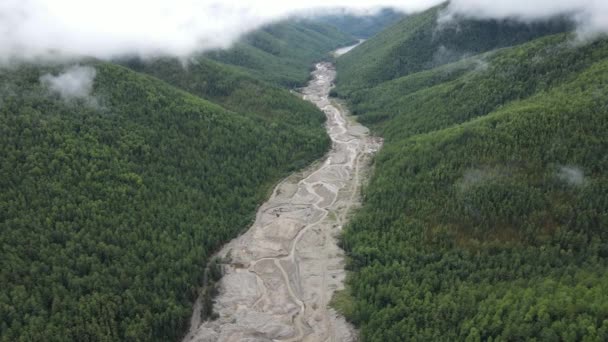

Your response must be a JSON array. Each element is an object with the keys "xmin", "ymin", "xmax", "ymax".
[
  {"xmin": 124, "ymin": 56, "xmax": 326, "ymax": 139},
  {"xmin": 0, "ymin": 59, "xmax": 329, "ymax": 341},
  {"xmin": 206, "ymin": 20, "xmax": 355, "ymax": 87},
  {"xmin": 315, "ymin": 8, "xmax": 404, "ymax": 38},
  {"xmin": 335, "ymin": 3, "xmax": 571, "ymax": 95},
  {"xmin": 333, "ymin": 8, "xmax": 608, "ymax": 341}
]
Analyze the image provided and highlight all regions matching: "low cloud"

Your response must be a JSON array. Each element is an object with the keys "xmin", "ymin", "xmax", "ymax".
[
  {"xmin": 1, "ymin": 1, "xmax": 607, "ymax": 64},
  {"xmin": 443, "ymin": 0, "xmax": 608, "ymax": 38},
  {"xmin": 431, "ymin": 45, "xmax": 471, "ymax": 68},
  {"xmin": 40, "ymin": 65, "xmax": 97, "ymax": 101},
  {"xmin": 0, "ymin": 0, "xmax": 440, "ymax": 63},
  {"xmin": 557, "ymin": 165, "xmax": 585, "ymax": 186}
]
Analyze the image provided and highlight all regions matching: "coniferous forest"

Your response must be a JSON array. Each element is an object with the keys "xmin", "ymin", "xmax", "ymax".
[
  {"xmin": 333, "ymin": 4, "xmax": 608, "ymax": 341},
  {"xmin": 0, "ymin": 21, "xmax": 352, "ymax": 341},
  {"xmin": 2, "ymin": 2, "xmax": 608, "ymax": 341}
]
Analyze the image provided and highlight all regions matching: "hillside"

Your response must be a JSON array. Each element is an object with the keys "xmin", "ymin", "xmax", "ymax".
[
  {"xmin": 0, "ymin": 60, "xmax": 328, "ymax": 341},
  {"xmin": 333, "ymin": 8, "xmax": 608, "ymax": 341},
  {"xmin": 124, "ymin": 56, "xmax": 326, "ymax": 137},
  {"xmin": 335, "ymin": 4, "xmax": 572, "ymax": 95},
  {"xmin": 206, "ymin": 20, "xmax": 355, "ymax": 87},
  {"xmin": 3, "ymin": 4, "xmax": 606, "ymax": 342}
]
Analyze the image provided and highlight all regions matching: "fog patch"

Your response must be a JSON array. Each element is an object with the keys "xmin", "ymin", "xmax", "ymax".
[
  {"xmin": 557, "ymin": 165, "xmax": 585, "ymax": 186},
  {"xmin": 456, "ymin": 165, "xmax": 523, "ymax": 192},
  {"xmin": 2, "ymin": 0, "xmax": 607, "ymax": 63},
  {"xmin": 441, "ymin": 0, "xmax": 608, "ymax": 41},
  {"xmin": 457, "ymin": 168, "xmax": 492, "ymax": 191},
  {"xmin": 472, "ymin": 57, "xmax": 490, "ymax": 72},
  {"xmin": 40, "ymin": 65, "xmax": 97, "ymax": 103},
  {"xmin": 0, "ymin": 0, "xmax": 443, "ymax": 64},
  {"xmin": 432, "ymin": 45, "xmax": 470, "ymax": 67}
]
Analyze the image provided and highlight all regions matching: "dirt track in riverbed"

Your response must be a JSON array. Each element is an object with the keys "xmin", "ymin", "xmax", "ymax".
[{"xmin": 182, "ymin": 57, "xmax": 381, "ymax": 342}]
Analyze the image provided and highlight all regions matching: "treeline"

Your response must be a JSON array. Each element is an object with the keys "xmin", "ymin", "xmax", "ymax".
[{"xmin": 333, "ymin": 7, "xmax": 608, "ymax": 341}]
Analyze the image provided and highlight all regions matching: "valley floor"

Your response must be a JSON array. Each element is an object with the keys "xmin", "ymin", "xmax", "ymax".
[{"xmin": 182, "ymin": 60, "xmax": 381, "ymax": 341}]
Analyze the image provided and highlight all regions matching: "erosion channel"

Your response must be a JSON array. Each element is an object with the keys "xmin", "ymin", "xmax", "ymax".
[{"xmin": 183, "ymin": 49, "xmax": 381, "ymax": 342}]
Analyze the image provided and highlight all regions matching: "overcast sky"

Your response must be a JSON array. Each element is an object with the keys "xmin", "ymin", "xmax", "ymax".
[{"xmin": 1, "ymin": 0, "xmax": 606, "ymax": 63}]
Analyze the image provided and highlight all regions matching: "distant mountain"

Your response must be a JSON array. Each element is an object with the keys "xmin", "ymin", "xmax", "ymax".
[
  {"xmin": 315, "ymin": 8, "xmax": 405, "ymax": 38},
  {"xmin": 205, "ymin": 20, "xmax": 355, "ymax": 87},
  {"xmin": 333, "ymin": 4, "xmax": 608, "ymax": 341}
]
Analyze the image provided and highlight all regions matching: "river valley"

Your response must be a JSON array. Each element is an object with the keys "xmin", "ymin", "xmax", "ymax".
[{"xmin": 183, "ymin": 47, "xmax": 380, "ymax": 341}]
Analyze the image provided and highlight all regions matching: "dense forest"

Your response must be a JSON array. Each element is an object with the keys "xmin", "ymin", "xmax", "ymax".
[
  {"xmin": 0, "ymin": 20, "xmax": 352, "ymax": 342},
  {"xmin": 3, "ymin": 3, "xmax": 608, "ymax": 341},
  {"xmin": 333, "ymin": 4, "xmax": 608, "ymax": 341},
  {"xmin": 205, "ymin": 20, "xmax": 355, "ymax": 87},
  {"xmin": 123, "ymin": 56, "xmax": 325, "ymax": 132},
  {"xmin": 334, "ymin": 4, "xmax": 572, "ymax": 95}
]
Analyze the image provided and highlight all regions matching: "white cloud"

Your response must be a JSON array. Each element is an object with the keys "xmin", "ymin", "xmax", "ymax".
[
  {"xmin": 1, "ymin": 0, "xmax": 606, "ymax": 63},
  {"xmin": 0, "ymin": 0, "xmax": 440, "ymax": 63},
  {"xmin": 40, "ymin": 65, "xmax": 97, "ymax": 100},
  {"xmin": 444, "ymin": 0, "xmax": 608, "ymax": 37}
]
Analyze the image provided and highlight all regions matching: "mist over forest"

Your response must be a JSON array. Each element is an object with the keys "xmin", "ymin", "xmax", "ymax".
[{"xmin": 1, "ymin": 1, "xmax": 608, "ymax": 341}]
